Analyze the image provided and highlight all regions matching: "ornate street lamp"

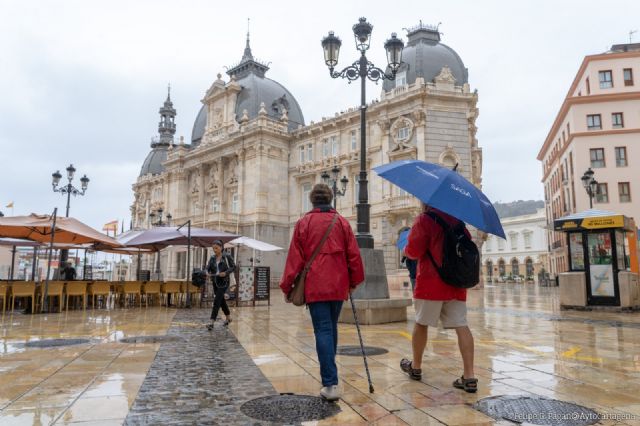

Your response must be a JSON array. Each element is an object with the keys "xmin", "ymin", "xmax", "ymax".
[
  {"xmin": 322, "ymin": 17, "xmax": 404, "ymax": 248},
  {"xmin": 581, "ymin": 167, "xmax": 598, "ymax": 208},
  {"xmin": 52, "ymin": 164, "xmax": 89, "ymax": 264},
  {"xmin": 321, "ymin": 166, "xmax": 349, "ymax": 209},
  {"xmin": 149, "ymin": 208, "xmax": 171, "ymax": 227}
]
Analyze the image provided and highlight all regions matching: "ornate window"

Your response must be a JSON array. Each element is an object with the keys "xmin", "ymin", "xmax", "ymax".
[
  {"xmin": 307, "ymin": 143, "xmax": 314, "ymax": 162},
  {"xmin": 395, "ymin": 71, "xmax": 407, "ymax": 87},
  {"xmin": 299, "ymin": 146, "xmax": 305, "ymax": 163},
  {"xmin": 322, "ymin": 139, "xmax": 330, "ymax": 158},
  {"xmin": 509, "ymin": 233, "xmax": 518, "ymax": 250},
  {"xmin": 526, "ymin": 258, "xmax": 534, "ymax": 277},
  {"xmin": 302, "ymin": 183, "xmax": 312, "ymax": 212},
  {"xmin": 350, "ymin": 130, "xmax": 357, "ymax": 151},
  {"xmin": 390, "ymin": 116, "xmax": 414, "ymax": 150},
  {"xmin": 212, "ymin": 198, "xmax": 220, "ymax": 213},
  {"xmin": 498, "ymin": 259, "xmax": 506, "ymax": 276},
  {"xmin": 331, "ymin": 136, "xmax": 339, "ymax": 156},
  {"xmin": 511, "ymin": 258, "xmax": 520, "ymax": 276},
  {"xmin": 231, "ymin": 193, "xmax": 239, "ymax": 214},
  {"xmin": 523, "ymin": 231, "xmax": 532, "ymax": 249}
]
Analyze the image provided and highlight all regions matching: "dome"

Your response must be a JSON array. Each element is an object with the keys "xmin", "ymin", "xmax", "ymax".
[
  {"xmin": 191, "ymin": 35, "xmax": 305, "ymax": 145},
  {"xmin": 139, "ymin": 146, "xmax": 169, "ymax": 177},
  {"xmin": 382, "ymin": 24, "xmax": 468, "ymax": 92}
]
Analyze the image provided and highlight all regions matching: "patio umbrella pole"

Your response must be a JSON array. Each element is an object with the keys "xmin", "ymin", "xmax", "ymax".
[
  {"xmin": 178, "ymin": 220, "xmax": 192, "ymax": 308},
  {"xmin": 31, "ymin": 246, "xmax": 38, "ymax": 281},
  {"xmin": 9, "ymin": 245, "xmax": 16, "ymax": 281},
  {"xmin": 42, "ymin": 208, "xmax": 58, "ymax": 313}
]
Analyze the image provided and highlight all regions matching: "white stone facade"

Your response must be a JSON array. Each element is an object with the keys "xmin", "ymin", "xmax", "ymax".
[{"xmin": 482, "ymin": 209, "xmax": 549, "ymax": 283}]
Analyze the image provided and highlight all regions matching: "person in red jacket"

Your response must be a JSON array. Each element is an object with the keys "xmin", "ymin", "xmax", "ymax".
[
  {"xmin": 400, "ymin": 204, "xmax": 478, "ymax": 393},
  {"xmin": 280, "ymin": 183, "xmax": 365, "ymax": 401}
]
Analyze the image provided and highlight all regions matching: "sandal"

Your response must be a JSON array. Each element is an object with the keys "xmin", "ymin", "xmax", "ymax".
[
  {"xmin": 400, "ymin": 359, "xmax": 422, "ymax": 381},
  {"xmin": 453, "ymin": 376, "xmax": 478, "ymax": 393}
]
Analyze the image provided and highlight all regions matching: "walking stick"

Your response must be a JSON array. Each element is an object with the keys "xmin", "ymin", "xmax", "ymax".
[{"xmin": 349, "ymin": 293, "xmax": 374, "ymax": 393}]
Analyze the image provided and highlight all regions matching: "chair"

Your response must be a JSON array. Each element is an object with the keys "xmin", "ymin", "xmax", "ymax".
[
  {"xmin": 186, "ymin": 283, "xmax": 201, "ymax": 305},
  {"xmin": 89, "ymin": 281, "xmax": 111, "ymax": 309},
  {"xmin": 66, "ymin": 281, "xmax": 89, "ymax": 310},
  {"xmin": 11, "ymin": 282, "xmax": 37, "ymax": 314},
  {"xmin": 0, "ymin": 281, "xmax": 9, "ymax": 314},
  {"xmin": 143, "ymin": 281, "xmax": 162, "ymax": 307},
  {"xmin": 123, "ymin": 281, "xmax": 143, "ymax": 308},
  {"xmin": 39, "ymin": 281, "xmax": 64, "ymax": 313},
  {"xmin": 162, "ymin": 281, "xmax": 182, "ymax": 307}
]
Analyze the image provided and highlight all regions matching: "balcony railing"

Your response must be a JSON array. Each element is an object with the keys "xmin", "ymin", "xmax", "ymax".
[{"xmin": 387, "ymin": 195, "xmax": 419, "ymax": 210}]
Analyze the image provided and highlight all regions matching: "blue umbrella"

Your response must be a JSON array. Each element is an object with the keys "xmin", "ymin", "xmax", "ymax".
[
  {"xmin": 374, "ymin": 160, "xmax": 505, "ymax": 239},
  {"xmin": 396, "ymin": 229, "xmax": 410, "ymax": 250}
]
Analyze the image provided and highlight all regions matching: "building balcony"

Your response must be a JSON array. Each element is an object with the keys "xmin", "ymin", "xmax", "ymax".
[{"xmin": 386, "ymin": 195, "xmax": 421, "ymax": 211}]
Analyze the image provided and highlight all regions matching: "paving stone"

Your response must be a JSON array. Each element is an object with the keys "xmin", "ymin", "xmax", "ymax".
[{"xmin": 124, "ymin": 309, "xmax": 277, "ymax": 425}]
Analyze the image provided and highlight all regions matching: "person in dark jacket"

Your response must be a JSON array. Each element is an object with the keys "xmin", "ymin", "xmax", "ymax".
[
  {"xmin": 61, "ymin": 262, "xmax": 77, "ymax": 281},
  {"xmin": 280, "ymin": 183, "xmax": 365, "ymax": 401},
  {"xmin": 206, "ymin": 240, "xmax": 235, "ymax": 330}
]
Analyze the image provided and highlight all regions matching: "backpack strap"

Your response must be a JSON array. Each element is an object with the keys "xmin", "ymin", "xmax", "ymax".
[
  {"xmin": 424, "ymin": 211, "xmax": 463, "ymax": 269},
  {"xmin": 302, "ymin": 213, "xmax": 339, "ymax": 274}
]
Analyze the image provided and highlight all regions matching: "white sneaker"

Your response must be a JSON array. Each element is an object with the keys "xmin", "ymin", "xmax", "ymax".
[{"xmin": 320, "ymin": 385, "xmax": 340, "ymax": 401}]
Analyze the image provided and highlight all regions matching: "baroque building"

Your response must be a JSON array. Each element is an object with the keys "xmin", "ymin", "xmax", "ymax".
[{"xmin": 131, "ymin": 23, "xmax": 483, "ymax": 286}]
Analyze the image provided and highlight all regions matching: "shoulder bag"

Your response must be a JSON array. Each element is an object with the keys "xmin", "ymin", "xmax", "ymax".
[{"xmin": 288, "ymin": 214, "xmax": 338, "ymax": 306}]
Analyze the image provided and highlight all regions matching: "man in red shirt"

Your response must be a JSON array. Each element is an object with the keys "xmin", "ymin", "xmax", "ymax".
[{"xmin": 400, "ymin": 204, "xmax": 478, "ymax": 393}]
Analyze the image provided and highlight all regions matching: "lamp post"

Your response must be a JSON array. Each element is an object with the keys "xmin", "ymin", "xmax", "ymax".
[
  {"xmin": 52, "ymin": 164, "xmax": 89, "ymax": 264},
  {"xmin": 322, "ymin": 17, "xmax": 404, "ymax": 248},
  {"xmin": 580, "ymin": 168, "xmax": 599, "ymax": 209},
  {"xmin": 321, "ymin": 166, "xmax": 349, "ymax": 209}
]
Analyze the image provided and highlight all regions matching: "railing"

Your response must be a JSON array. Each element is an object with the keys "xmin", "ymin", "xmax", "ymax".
[{"xmin": 387, "ymin": 195, "xmax": 419, "ymax": 210}]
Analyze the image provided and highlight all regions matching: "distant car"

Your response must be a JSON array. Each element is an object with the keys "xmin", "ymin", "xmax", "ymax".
[{"xmin": 513, "ymin": 276, "xmax": 523, "ymax": 283}]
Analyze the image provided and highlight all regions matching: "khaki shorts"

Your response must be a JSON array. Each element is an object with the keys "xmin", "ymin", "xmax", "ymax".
[{"xmin": 414, "ymin": 299, "xmax": 468, "ymax": 328}]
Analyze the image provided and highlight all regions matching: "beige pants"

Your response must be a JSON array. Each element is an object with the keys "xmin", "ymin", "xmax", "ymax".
[{"xmin": 414, "ymin": 299, "xmax": 467, "ymax": 328}]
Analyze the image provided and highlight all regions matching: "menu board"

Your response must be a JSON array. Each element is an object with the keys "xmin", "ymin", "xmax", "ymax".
[
  {"xmin": 254, "ymin": 267, "xmax": 271, "ymax": 303},
  {"xmin": 238, "ymin": 266, "xmax": 254, "ymax": 302}
]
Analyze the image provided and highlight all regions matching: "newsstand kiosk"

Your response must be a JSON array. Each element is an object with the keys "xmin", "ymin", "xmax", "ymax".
[{"xmin": 554, "ymin": 209, "xmax": 639, "ymax": 310}]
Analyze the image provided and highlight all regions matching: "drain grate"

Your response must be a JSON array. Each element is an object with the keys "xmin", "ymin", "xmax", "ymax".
[
  {"xmin": 474, "ymin": 395, "xmax": 599, "ymax": 425},
  {"xmin": 240, "ymin": 394, "xmax": 340, "ymax": 422},
  {"xmin": 25, "ymin": 338, "xmax": 91, "ymax": 348},
  {"xmin": 120, "ymin": 335, "xmax": 182, "ymax": 344},
  {"xmin": 337, "ymin": 345, "xmax": 388, "ymax": 356}
]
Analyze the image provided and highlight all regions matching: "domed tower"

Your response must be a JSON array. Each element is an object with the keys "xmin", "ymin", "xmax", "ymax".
[
  {"xmin": 382, "ymin": 22, "xmax": 468, "ymax": 91},
  {"xmin": 191, "ymin": 31, "xmax": 304, "ymax": 146},
  {"xmin": 140, "ymin": 87, "xmax": 176, "ymax": 176}
]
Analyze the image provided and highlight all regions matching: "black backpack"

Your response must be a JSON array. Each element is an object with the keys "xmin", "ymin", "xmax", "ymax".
[{"xmin": 425, "ymin": 212, "xmax": 480, "ymax": 289}]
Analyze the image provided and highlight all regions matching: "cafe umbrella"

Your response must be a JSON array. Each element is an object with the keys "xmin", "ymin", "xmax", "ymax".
[{"xmin": 373, "ymin": 160, "xmax": 505, "ymax": 239}]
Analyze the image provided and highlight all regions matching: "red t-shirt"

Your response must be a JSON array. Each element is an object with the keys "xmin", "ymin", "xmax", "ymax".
[{"xmin": 404, "ymin": 209, "xmax": 467, "ymax": 301}]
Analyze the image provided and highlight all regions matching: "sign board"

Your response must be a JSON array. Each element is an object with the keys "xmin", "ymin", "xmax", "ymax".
[
  {"xmin": 238, "ymin": 266, "xmax": 254, "ymax": 302},
  {"xmin": 253, "ymin": 266, "xmax": 270, "ymax": 304},
  {"xmin": 555, "ymin": 213, "xmax": 629, "ymax": 231}
]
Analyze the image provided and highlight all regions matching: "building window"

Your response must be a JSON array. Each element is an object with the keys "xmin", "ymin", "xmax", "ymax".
[
  {"xmin": 299, "ymin": 146, "xmax": 305, "ymax": 163},
  {"xmin": 212, "ymin": 198, "xmax": 220, "ymax": 212},
  {"xmin": 511, "ymin": 259, "xmax": 520, "ymax": 276},
  {"xmin": 509, "ymin": 233, "xmax": 518, "ymax": 250},
  {"xmin": 498, "ymin": 259, "xmax": 506, "ymax": 276},
  {"xmin": 395, "ymin": 71, "xmax": 407, "ymax": 87},
  {"xmin": 590, "ymin": 148, "xmax": 605, "ymax": 168},
  {"xmin": 615, "ymin": 147, "xmax": 627, "ymax": 167},
  {"xmin": 485, "ymin": 236, "xmax": 492, "ymax": 252},
  {"xmin": 307, "ymin": 144, "xmax": 313, "ymax": 162},
  {"xmin": 524, "ymin": 232, "xmax": 532, "ymax": 249},
  {"xmin": 397, "ymin": 126, "xmax": 410, "ymax": 141},
  {"xmin": 331, "ymin": 136, "xmax": 339, "ymax": 156},
  {"xmin": 302, "ymin": 183, "xmax": 312, "ymax": 212},
  {"xmin": 322, "ymin": 139, "xmax": 329, "ymax": 158},
  {"xmin": 587, "ymin": 114, "xmax": 601, "ymax": 130},
  {"xmin": 595, "ymin": 183, "xmax": 608, "ymax": 203},
  {"xmin": 612, "ymin": 112, "xmax": 624, "ymax": 129},
  {"xmin": 498, "ymin": 238, "xmax": 505, "ymax": 251},
  {"xmin": 525, "ymin": 258, "xmax": 534, "ymax": 277},
  {"xmin": 623, "ymin": 68, "xmax": 634, "ymax": 86},
  {"xmin": 350, "ymin": 131, "xmax": 357, "ymax": 151},
  {"xmin": 231, "ymin": 193, "xmax": 239, "ymax": 214},
  {"xmin": 598, "ymin": 70, "xmax": 613, "ymax": 89},
  {"xmin": 619, "ymin": 182, "xmax": 631, "ymax": 203}
]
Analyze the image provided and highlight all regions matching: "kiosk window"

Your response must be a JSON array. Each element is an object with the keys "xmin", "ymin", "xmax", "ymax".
[{"xmin": 569, "ymin": 233, "xmax": 585, "ymax": 271}]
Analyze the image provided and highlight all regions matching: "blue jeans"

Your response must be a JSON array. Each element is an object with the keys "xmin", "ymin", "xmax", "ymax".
[{"xmin": 308, "ymin": 301, "xmax": 343, "ymax": 387}]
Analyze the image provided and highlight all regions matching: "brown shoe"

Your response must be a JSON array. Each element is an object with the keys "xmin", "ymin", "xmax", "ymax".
[
  {"xmin": 400, "ymin": 358, "xmax": 422, "ymax": 381},
  {"xmin": 453, "ymin": 376, "xmax": 478, "ymax": 393}
]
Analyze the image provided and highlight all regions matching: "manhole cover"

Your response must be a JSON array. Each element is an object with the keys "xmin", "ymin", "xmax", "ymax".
[
  {"xmin": 240, "ymin": 395, "xmax": 340, "ymax": 422},
  {"xmin": 120, "ymin": 335, "xmax": 182, "ymax": 344},
  {"xmin": 25, "ymin": 338, "xmax": 91, "ymax": 348},
  {"xmin": 474, "ymin": 395, "xmax": 599, "ymax": 425},
  {"xmin": 337, "ymin": 345, "xmax": 388, "ymax": 356}
]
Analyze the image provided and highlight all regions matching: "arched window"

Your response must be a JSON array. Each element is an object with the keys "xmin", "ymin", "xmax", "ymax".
[
  {"xmin": 498, "ymin": 259, "xmax": 506, "ymax": 276},
  {"xmin": 511, "ymin": 258, "xmax": 520, "ymax": 276},
  {"xmin": 526, "ymin": 258, "xmax": 534, "ymax": 278}
]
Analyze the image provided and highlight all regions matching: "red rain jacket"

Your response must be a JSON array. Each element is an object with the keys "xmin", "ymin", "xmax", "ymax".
[
  {"xmin": 405, "ymin": 208, "xmax": 467, "ymax": 301},
  {"xmin": 280, "ymin": 207, "xmax": 365, "ymax": 303}
]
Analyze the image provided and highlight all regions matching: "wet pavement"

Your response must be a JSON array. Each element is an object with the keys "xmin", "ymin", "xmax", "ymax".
[{"xmin": 0, "ymin": 283, "xmax": 639, "ymax": 425}]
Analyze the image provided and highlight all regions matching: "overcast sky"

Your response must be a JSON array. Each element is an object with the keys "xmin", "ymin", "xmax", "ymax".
[{"xmin": 1, "ymin": 0, "xmax": 638, "ymax": 230}]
